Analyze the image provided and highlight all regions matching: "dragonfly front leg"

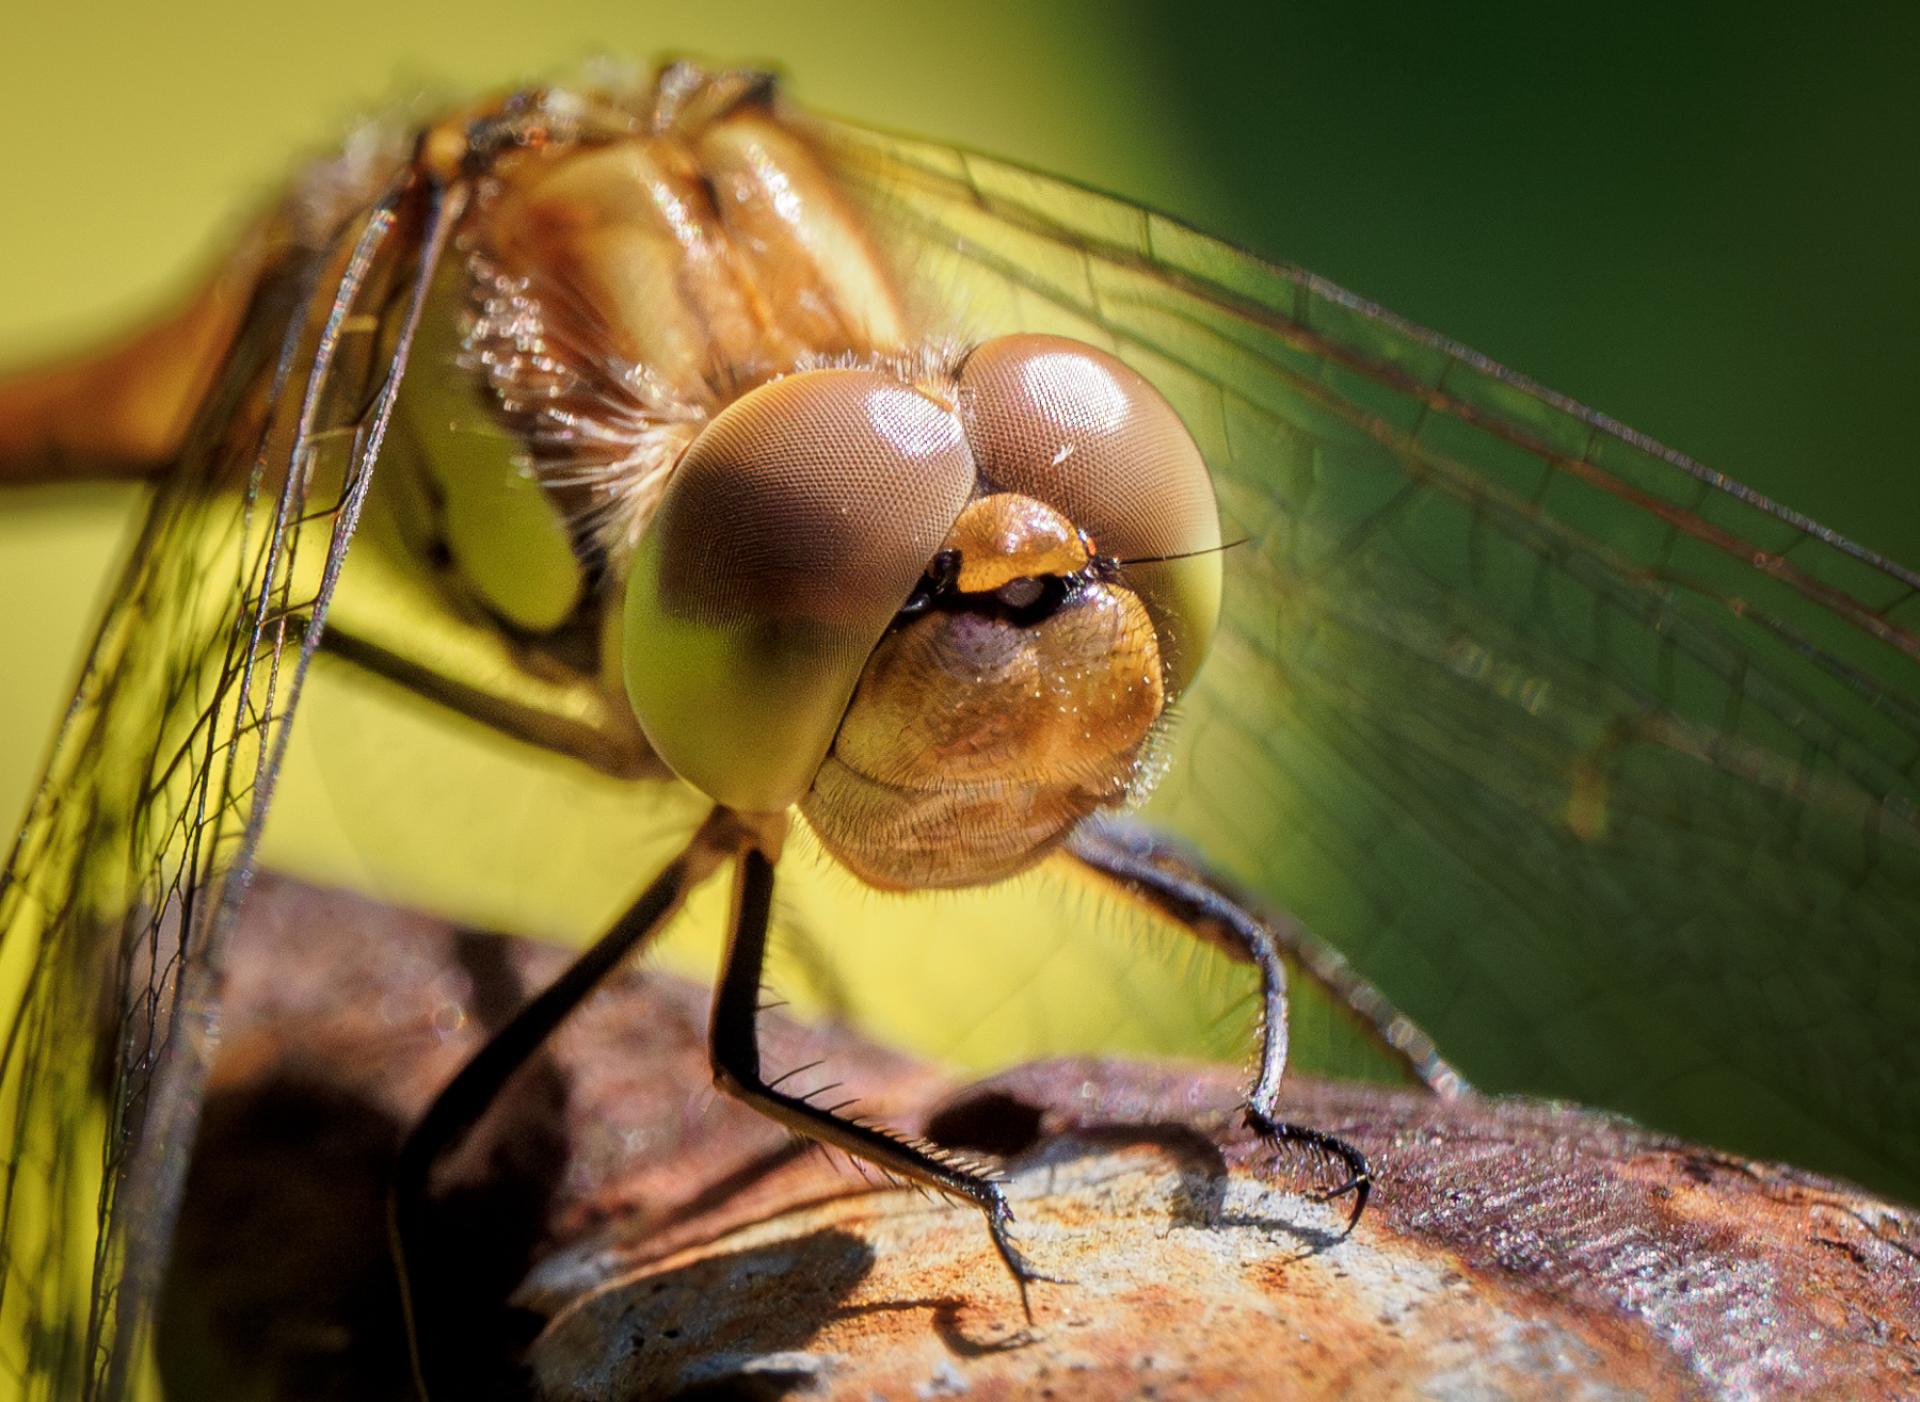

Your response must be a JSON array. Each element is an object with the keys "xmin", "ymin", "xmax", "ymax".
[
  {"xmin": 1067, "ymin": 823, "xmax": 1378, "ymax": 1232},
  {"xmin": 710, "ymin": 844, "xmax": 1054, "ymax": 1317},
  {"xmin": 1202, "ymin": 896, "xmax": 1375, "ymax": 1234},
  {"xmin": 1199, "ymin": 912, "xmax": 1375, "ymax": 1234}
]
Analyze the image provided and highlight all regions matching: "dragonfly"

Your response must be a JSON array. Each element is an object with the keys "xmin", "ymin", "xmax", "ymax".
[{"xmin": 1, "ymin": 60, "xmax": 1917, "ymax": 1401}]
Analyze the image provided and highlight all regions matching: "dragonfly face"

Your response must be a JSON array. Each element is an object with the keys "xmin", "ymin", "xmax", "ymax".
[
  {"xmin": 2, "ymin": 59, "xmax": 1918, "ymax": 1402},
  {"xmin": 626, "ymin": 339, "xmax": 1219, "ymax": 886}
]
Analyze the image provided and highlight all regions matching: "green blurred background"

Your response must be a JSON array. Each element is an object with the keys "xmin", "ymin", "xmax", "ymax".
[{"xmin": 3, "ymin": 2, "xmax": 1917, "ymax": 978}]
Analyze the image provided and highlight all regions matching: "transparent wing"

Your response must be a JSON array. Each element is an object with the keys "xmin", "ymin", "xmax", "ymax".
[
  {"xmin": 817, "ymin": 120, "xmax": 1920, "ymax": 1200},
  {"xmin": 0, "ymin": 161, "xmax": 460, "ymax": 1399}
]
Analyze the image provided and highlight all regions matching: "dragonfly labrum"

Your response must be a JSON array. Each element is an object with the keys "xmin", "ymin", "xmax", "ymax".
[{"xmin": 1, "ymin": 62, "xmax": 1916, "ymax": 1401}]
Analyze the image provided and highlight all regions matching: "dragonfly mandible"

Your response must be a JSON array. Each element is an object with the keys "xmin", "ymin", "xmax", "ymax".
[{"xmin": 1, "ymin": 60, "xmax": 1916, "ymax": 1402}]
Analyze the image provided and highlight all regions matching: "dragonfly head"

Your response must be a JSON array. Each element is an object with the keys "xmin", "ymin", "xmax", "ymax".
[{"xmin": 623, "ymin": 334, "xmax": 1220, "ymax": 887}]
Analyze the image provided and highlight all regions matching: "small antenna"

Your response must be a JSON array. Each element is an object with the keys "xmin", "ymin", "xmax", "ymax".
[{"xmin": 1114, "ymin": 537, "xmax": 1251, "ymax": 568}]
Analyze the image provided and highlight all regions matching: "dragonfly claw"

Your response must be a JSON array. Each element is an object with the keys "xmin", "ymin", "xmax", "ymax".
[
  {"xmin": 984, "ymin": 1189, "xmax": 1070, "ymax": 1323},
  {"xmin": 1243, "ymin": 1108, "xmax": 1373, "ymax": 1235}
]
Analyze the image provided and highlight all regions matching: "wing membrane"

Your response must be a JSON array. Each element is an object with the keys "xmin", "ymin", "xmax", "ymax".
[
  {"xmin": 818, "ymin": 120, "xmax": 1920, "ymax": 1198},
  {"xmin": 0, "ymin": 157, "xmax": 458, "ymax": 1399}
]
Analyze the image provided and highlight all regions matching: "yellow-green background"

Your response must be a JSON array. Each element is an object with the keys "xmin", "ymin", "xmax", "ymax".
[{"xmin": 3, "ymin": 3, "xmax": 1917, "ymax": 1046}]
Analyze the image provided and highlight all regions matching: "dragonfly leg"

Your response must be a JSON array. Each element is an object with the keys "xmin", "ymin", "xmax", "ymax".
[
  {"xmin": 388, "ymin": 807, "xmax": 750, "ymax": 1401},
  {"xmin": 1068, "ymin": 821, "xmax": 1464, "ymax": 1096},
  {"xmin": 709, "ymin": 844, "xmax": 1059, "ymax": 1320},
  {"xmin": 1066, "ymin": 821, "xmax": 1388, "ymax": 1232}
]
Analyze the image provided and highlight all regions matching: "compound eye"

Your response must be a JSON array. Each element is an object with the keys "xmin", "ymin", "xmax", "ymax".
[
  {"xmin": 624, "ymin": 369, "xmax": 975, "ymax": 811},
  {"xmin": 957, "ymin": 335, "xmax": 1221, "ymax": 693}
]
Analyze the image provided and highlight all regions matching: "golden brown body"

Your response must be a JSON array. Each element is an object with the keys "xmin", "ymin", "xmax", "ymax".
[
  {"xmin": 0, "ymin": 73, "xmax": 1216, "ymax": 899},
  {"xmin": 393, "ymin": 72, "xmax": 1218, "ymax": 889}
]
